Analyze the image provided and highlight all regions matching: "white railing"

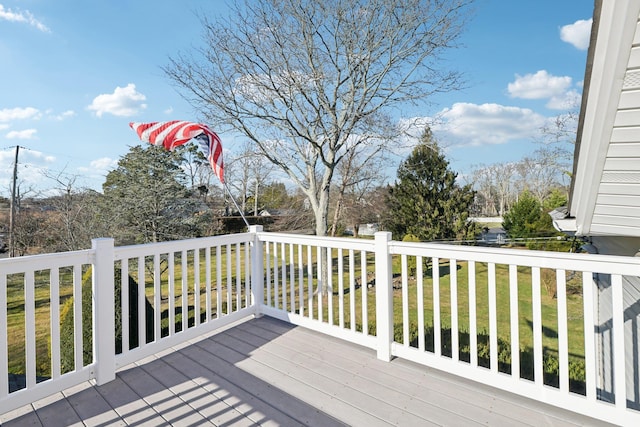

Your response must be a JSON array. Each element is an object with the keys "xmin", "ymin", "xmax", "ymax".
[
  {"xmin": 2, "ymin": 227, "xmax": 640, "ymax": 426},
  {"xmin": 0, "ymin": 231, "xmax": 257, "ymax": 414},
  {"xmin": 257, "ymin": 231, "xmax": 378, "ymax": 349},
  {"xmin": 112, "ymin": 231, "xmax": 256, "ymax": 369},
  {"xmin": 385, "ymin": 237, "xmax": 640, "ymax": 426}
]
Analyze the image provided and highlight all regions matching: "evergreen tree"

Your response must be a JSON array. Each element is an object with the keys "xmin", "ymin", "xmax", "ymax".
[
  {"xmin": 384, "ymin": 130, "xmax": 477, "ymax": 241},
  {"xmin": 503, "ymin": 189, "xmax": 567, "ymax": 240},
  {"xmin": 101, "ymin": 145, "xmax": 198, "ymax": 244},
  {"xmin": 502, "ymin": 191, "xmax": 542, "ymax": 238}
]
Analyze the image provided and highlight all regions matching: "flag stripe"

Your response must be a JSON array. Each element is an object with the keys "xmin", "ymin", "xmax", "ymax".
[{"xmin": 129, "ymin": 121, "xmax": 224, "ymax": 183}]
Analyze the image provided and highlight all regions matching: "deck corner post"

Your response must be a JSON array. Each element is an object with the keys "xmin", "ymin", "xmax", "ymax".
[
  {"xmin": 249, "ymin": 225, "xmax": 265, "ymax": 316},
  {"xmin": 374, "ymin": 231, "xmax": 393, "ymax": 361},
  {"xmin": 92, "ymin": 238, "xmax": 116, "ymax": 385}
]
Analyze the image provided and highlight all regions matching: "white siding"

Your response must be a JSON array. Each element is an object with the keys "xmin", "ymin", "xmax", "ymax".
[
  {"xmin": 577, "ymin": 6, "xmax": 640, "ymax": 415},
  {"xmin": 595, "ymin": 275, "xmax": 640, "ymax": 409},
  {"xmin": 628, "ymin": 45, "xmax": 640, "ymax": 68},
  {"xmin": 618, "ymin": 89, "xmax": 640, "ymax": 109},
  {"xmin": 592, "ymin": 33, "xmax": 640, "ymax": 236},
  {"xmin": 593, "ymin": 205, "xmax": 640, "ymax": 217},
  {"xmin": 597, "ymin": 183, "xmax": 640, "ymax": 196},
  {"xmin": 597, "ymin": 194, "xmax": 640, "ymax": 207}
]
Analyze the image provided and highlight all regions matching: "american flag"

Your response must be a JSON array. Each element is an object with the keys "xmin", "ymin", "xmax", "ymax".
[{"xmin": 129, "ymin": 121, "xmax": 224, "ymax": 183}]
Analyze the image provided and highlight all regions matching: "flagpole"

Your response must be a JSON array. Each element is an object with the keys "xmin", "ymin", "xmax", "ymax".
[{"xmin": 223, "ymin": 182, "xmax": 250, "ymax": 228}]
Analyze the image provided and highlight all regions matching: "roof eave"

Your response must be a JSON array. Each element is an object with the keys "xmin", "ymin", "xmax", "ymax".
[{"xmin": 569, "ymin": 0, "xmax": 640, "ymax": 236}]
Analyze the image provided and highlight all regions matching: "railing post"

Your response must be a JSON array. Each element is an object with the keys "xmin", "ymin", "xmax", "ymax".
[
  {"xmin": 92, "ymin": 238, "xmax": 115, "ymax": 385},
  {"xmin": 249, "ymin": 225, "xmax": 264, "ymax": 316},
  {"xmin": 375, "ymin": 231, "xmax": 393, "ymax": 361}
]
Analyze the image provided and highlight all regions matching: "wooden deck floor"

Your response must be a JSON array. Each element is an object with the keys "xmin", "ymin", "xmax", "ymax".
[{"xmin": 1, "ymin": 316, "xmax": 610, "ymax": 426}]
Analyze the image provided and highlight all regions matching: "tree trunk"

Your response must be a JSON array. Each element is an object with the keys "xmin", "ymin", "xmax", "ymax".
[
  {"xmin": 313, "ymin": 200, "xmax": 329, "ymax": 237},
  {"xmin": 254, "ymin": 179, "xmax": 259, "ymax": 216},
  {"xmin": 311, "ymin": 166, "xmax": 332, "ymax": 237},
  {"xmin": 329, "ymin": 196, "xmax": 343, "ymax": 237}
]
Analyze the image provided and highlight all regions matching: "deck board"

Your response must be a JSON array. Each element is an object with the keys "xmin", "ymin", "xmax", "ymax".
[
  {"xmin": 1, "ymin": 316, "xmax": 613, "ymax": 426},
  {"xmin": 230, "ymin": 323, "xmax": 521, "ymax": 426},
  {"xmin": 241, "ymin": 319, "xmax": 579, "ymax": 426}
]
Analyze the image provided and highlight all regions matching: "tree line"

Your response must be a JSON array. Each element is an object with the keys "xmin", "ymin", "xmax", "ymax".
[
  {"xmin": 1, "ymin": 144, "xmax": 312, "ymax": 255},
  {"xmin": 2, "ymin": 121, "xmax": 570, "ymax": 257},
  {"xmin": 2, "ymin": 0, "xmax": 574, "ymax": 254}
]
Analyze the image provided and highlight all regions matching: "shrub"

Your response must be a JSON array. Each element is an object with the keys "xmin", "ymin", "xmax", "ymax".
[
  {"xmin": 59, "ymin": 268, "xmax": 154, "ymax": 373},
  {"xmin": 59, "ymin": 269, "xmax": 93, "ymax": 373}
]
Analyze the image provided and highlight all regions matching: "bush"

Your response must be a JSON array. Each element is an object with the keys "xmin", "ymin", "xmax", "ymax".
[
  {"xmin": 402, "ymin": 234, "xmax": 421, "ymax": 275},
  {"xmin": 59, "ymin": 269, "xmax": 93, "ymax": 373},
  {"xmin": 59, "ymin": 268, "xmax": 154, "ymax": 373}
]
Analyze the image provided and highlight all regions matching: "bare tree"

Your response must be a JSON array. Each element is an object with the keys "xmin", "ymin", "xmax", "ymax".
[
  {"xmin": 225, "ymin": 142, "xmax": 275, "ymax": 215},
  {"xmin": 329, "ymin": 142, "xmax": 386, "ymax": 236},
  {"xmin": 540, "ymin": 110, "xmax": 578, "ymax": 156},
  {"xmin": 468, "ymin": 165, "xmax": 496, "ymax": 217},
  {"xmin": 515, "ymin": 154, "xmax": 563, "ymax": 205},
  {"xmin": 491, "ymin": 162, "xmax": 517, "ymax": 216},
  {"xmin": 6, "ymin": 179, "xmax": 37, "ymax": 256},
  {"xmin": 42, "ymin": 171, "xmax": 83, "ymax": 251},
  {"xmin": 41, "ymin": 169, "xmax": 111, "ymax": 251},
  {"xmin": 165, "ymin": 0, "xmax": 473, "ymax": 235},
  {"xmin": 532, "ymin": 109, "xmax": 578, "ymax": 192}
]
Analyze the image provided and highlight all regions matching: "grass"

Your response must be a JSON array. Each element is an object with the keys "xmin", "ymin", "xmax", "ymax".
[
  {"xmin": 6, "ymin": 268, "xmax": 79, "ymax": 377},
  {"xmin": 273, "ymin": 249, "xmax": 586, "ymax": 359},
  {"xmin": 5, "ymin": 242, "xmax": 587, "ymax": 385},
  {"xmin": 388, "ymin": 259, "xmax": 586, "ymax": 359},
  {"xmin": 266, "ymin": 247, "xmax": 588, "ymax": 391}
]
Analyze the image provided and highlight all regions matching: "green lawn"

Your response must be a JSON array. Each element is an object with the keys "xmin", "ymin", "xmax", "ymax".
[
  {"xmin": 387, "ymin": 259, "xmax": 586, "ymax": 359},
  {"xmin": 5, "ymin": 243, "xmax": 587, "ymax": 390}
]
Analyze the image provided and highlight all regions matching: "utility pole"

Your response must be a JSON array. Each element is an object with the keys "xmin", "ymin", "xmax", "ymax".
[{"xmin": 9, "ymin": 145, "xmax": 19, "ymax": 257}]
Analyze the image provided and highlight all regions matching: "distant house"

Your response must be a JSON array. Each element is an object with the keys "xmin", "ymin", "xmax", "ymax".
[
  {"xmin": 554, "ymin": 0, "xmax": 640, "ymax": 408},
  {"xmin": 480, "ymin": 227, "xmax": 506, "ymax": 244},
  {"xmin": 355, "ymin": 223, "xmax": 379, "ymax": 236},
  {"xmin": 258, "ymin": 209, "xmax": 296, "ymax": 217}
]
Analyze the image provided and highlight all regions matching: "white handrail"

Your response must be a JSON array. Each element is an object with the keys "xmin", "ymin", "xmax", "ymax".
[{"xmin": 2, "ymin": 230, "xmax": 640, "ymax": 426}]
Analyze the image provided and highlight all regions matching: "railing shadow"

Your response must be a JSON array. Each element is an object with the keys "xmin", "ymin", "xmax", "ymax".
[
  {"xmin": 396, "ymin": 322, "xmax": 588, "ymax": 395},
  {"xmin": 2, "ymin": 317, "xmax": 347, "ymax": 426}
]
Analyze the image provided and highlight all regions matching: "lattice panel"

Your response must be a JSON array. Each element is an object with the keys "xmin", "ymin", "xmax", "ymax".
[
  {"xmin": 623, "ymin": 69, "xmax": 640, "ymax": 90},
  {"xmin": 601, "ymin": 171, "xmax": 640, "ymax": 183}
]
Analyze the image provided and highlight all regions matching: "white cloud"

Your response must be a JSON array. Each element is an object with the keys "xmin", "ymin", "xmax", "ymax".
[
  {"xmin": 0, "ymin": 147, "xmax": 53, "ymax": 164},
  {"xmin": 51, "ymin": 110, "xmax": 76, "ymax": 121},
  {"xmin": 164, "ymin": 106, "xmax": 174, "ymax": 115},
  {"xmin": 0, "ymin": 4, "xmax": 50, "ymax": 33},
  {"xmin": 0, "ymin": 149, "xmax": 56, "ymax": 194},
  {"xmin": 90, "ymin": 157, "xmax": 117, "ymax": 170},
  {"xmin": 77, "ymin": 157, "xmax": 117, "ymax": 173},
  {"xmin": 6, "ymin": 129, "xmax": 37, "ymax": 139},
  {"xmin": 508, "ymin": 70, "xmax": 572, "ymax": 100},
  {"xmin": 0, "ymin": 149, "xmax": 16, "ymax": 163},
  {"xmin": 87, "ymin": 84, "xmax": 147, "ymax": 117},
  {"xmin": 0, "ymin": 107, "xmax": 41, "ymax": 122},
  {"xmin": 22, "ymin": 149, "xmax": 55, "ymax": 163},
  {"xmin": 430, "ymin": 102, "xmax": 547, "ymax": 146},
  {"xmin": 546, "ymin": 89, "xmax": 581, "ymax": 110},
  {"xmin": 560, "ymin": 19, "xmax": 592, "ymax": 50}
]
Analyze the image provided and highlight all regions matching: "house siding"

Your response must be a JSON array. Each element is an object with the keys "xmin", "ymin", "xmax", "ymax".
[
  {"xmin": 590, "ymin": 236, "xmax": 640, "ymax": 408},
  {"xmin": 570, "ymin": 1, "xmax": 640, "ymax": 412},
  {"xmin": 590, "ymin": 16, "xmax": 640, "ymax": 236},
  {"xmin": 595, "ymin": 275, "xmax": 640, "ymax": 409}
]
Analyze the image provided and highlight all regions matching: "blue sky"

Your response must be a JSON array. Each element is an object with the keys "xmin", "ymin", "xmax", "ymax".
[{"xmin": 0, "ymin": 0, "xmax": 594, "ymax": 196}]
